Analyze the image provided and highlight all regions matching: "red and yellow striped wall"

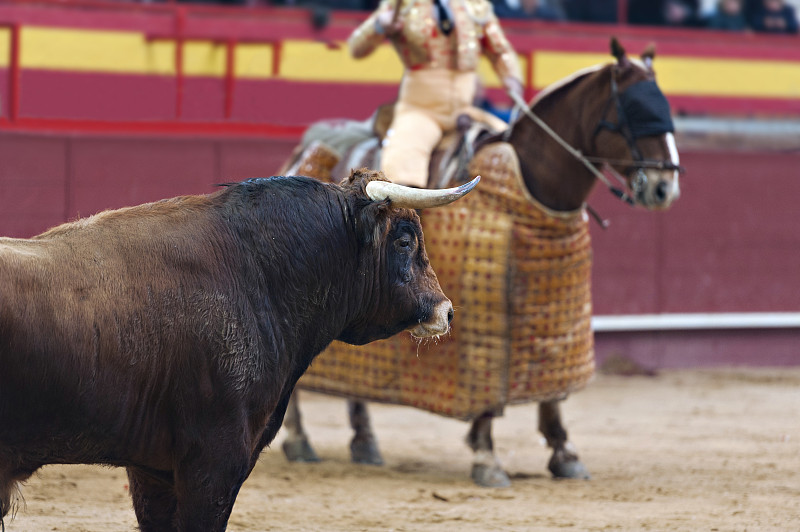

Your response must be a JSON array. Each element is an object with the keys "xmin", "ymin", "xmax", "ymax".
[
  {"xmin": 0, "ymin": 1, "xmax": 799, "ymax": 131},
  {"xmin": 4, "ymin": 23, "xmax": 800, "ymax": 95},
  {"xmin": 1, "ymin": 2, "xmax": 799, "ymax": 369}
]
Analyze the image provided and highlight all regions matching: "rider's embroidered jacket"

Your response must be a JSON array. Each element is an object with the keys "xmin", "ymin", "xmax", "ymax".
[{"xmin": 348, "ymin": 0, "xmax": 522, "ymax": 85}]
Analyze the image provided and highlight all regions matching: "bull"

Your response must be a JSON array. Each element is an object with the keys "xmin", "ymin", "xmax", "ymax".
[{"xmin": 0, "ymin": 169, "xmax": 478, "ymax": 531}]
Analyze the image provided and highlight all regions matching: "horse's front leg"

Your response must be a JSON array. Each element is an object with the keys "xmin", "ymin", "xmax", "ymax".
[
  {"xmin": 348, "ymin": 400, "xmax": 383, "ymax": 465},
  {"xmin": 539, "ymin": 399, "xmax": 590, "ymax": 479},
  {"xmin": 281, "ymin": 391, "xmax": 320, "ymax": 463},
  {"xmin": 465, "ymin": 411, "xmax": 511, "ymax": 487}
]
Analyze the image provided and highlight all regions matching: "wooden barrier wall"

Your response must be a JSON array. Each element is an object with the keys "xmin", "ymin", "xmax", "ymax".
[
  {"xmin": 2, "ymin": 128, "xmax": 797, "ymax": 367},
  {"xmin": 0, "ymin": 1, "xmax": 798, "ymax": 368}
]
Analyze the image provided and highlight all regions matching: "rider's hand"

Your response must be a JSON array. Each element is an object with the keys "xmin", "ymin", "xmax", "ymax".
[{"xmin": 376, "ymin": 10, "xmax": 404, "ymax": 35}]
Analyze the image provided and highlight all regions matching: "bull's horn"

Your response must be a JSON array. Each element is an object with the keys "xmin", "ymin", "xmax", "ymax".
[{"xmin": 365, "ymin": 176, "xmax": 480, "ymax": 209}]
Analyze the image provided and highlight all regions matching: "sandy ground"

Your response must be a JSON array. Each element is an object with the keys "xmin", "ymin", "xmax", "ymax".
[{"xmin": 5, "ymin": 368, "xmax": 800, "ymax": 531}]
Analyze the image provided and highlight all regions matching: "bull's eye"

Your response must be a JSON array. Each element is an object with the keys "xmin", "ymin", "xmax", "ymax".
[{"xmin": 394, "ymin": 234, "xmax": 415, "ymax": 253}]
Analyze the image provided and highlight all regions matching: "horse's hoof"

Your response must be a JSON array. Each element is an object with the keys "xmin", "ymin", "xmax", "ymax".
[
  {"xmin": 549, "ymin": 458, "xmax": 590, "ymax": 479},
  {"xmin": 282, "ymin": 438, "xmax": 321, "ymax": 463},
  {"xmin": 350, "ymin": 439, "xmax": 384, "ymax": 465},
  {"xmin": 471, "ymin": 464, "xmax": 511, "ymax": 488}
]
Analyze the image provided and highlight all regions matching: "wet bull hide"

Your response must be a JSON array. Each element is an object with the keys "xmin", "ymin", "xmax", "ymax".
[{"xmin": 0, "ymin": 169, "xmax": 477, "ymax": 531}]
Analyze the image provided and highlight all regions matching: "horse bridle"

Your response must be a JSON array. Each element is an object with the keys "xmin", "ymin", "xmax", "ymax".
[
  {"xmin": 588, "ymin": 69, "xmax": 684, "ymax": 203},
  {"xmin": 507, "ymin": 68, "xmax": 685, "ymax": 207}
]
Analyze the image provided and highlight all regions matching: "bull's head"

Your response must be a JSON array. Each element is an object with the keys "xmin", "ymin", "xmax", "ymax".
[{"xmin": 337, "ymin": 169, "xmax": 479, "ymax": 345}]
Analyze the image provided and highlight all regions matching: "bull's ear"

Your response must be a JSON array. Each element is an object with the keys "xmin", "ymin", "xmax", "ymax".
[{"xmin": 356, "ymin": 198, "xmax": 392, "ymax": 248}]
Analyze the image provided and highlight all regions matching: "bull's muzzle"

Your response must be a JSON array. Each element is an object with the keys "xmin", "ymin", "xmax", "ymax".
[{"xmin": 409, "ymin": 299, "xmax": 454, "ymax": 338}]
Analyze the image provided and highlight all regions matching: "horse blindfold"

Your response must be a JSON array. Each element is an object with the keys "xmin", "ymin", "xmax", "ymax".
[{"xmin": 619, "ymin": 80, "xmax": 675, "ymax": 139}]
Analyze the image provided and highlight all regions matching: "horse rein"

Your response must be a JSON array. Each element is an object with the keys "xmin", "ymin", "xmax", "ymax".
[{"xmin": 506, "ymin": 89, "xmax": 637, "ymax": 206}]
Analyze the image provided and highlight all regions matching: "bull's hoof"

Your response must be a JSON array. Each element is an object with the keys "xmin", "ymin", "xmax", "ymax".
[
  {"xmin": 549, "ymin": 458, "xmax": 590, "ymax": 479},
  {"xmin": 282, "ymin": 438, "xmax": 321, "ymax": 463},
  {"xmin": 471, "ymin": 463, "xmax": 511, "ymax": 488},
  {"xmin": 350, "ymin": 439, "xmax": 384, "ymax": 465}
]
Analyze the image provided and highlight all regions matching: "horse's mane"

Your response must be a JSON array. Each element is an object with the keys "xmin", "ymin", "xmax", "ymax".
[
  {"xmin": 530, "ymin": 58, "xmax": 651, "ymax": 111},
  {"xmin": 530, "ymin": 63, "xmax": 609, "ymax": 110}
]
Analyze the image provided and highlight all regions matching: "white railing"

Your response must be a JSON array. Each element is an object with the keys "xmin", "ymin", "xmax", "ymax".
[{"xmin": 592, "ymin": 313, "xmax": 800, "ymax": 332}]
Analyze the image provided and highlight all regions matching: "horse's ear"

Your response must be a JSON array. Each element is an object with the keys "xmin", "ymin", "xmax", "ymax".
[
  {"xmin": 641, "ymin": 43, "xmax": 656, "ymax": 69},
  {"xmin": 610, "ymin": 37, "xmax": 629, "ymax": 67}
]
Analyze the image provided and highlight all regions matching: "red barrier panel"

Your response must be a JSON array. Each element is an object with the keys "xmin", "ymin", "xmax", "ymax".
[
  {"xmin": 1, "ymin": 130, "xmax": 798, "ymax": 368},
  {"xmin": 0, "ymin": 1, "xmax": 798, "ymax": 368},
  {"xmin": 2, "ymin": 130, "xmax": 796, "ymax": 315}
]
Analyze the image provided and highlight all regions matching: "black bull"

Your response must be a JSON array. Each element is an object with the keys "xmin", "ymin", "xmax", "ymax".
[{"xmin": 0, "ymin": 169, "xmax": 477, "ymax": 531}]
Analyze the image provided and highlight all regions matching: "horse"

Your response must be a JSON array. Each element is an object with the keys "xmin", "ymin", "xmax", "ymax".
[{"xmin": 279, "ymin": 38, "xmax": 682, "ymax": 487}]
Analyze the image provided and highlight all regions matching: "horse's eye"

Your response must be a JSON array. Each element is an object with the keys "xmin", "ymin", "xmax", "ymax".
[{"xmin": 399, "ymin": 239, "xmax": 411, "ymax": 248}]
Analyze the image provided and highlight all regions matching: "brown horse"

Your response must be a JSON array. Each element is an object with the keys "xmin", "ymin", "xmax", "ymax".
[{"xmin": 281, "ymin": 39, "xmax": 682, "ymax": 487}]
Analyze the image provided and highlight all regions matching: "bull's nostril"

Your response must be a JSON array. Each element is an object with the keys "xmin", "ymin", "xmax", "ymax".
[
  {"xmin": 447, "ymin": 306, "xmax": 454, "ymax": 324},
  {"xmin": 655, "ymin": 181, "xmax": 668, "ymax": 202}
]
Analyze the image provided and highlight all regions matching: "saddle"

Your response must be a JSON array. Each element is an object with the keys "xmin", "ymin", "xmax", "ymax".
[{"xmin": 282, "ymin": 104, "xmax": 505, "ymax": 189}]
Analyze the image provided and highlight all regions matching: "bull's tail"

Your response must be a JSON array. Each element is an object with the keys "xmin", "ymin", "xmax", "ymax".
[{"xmin": 0, "ymin": 479, "xmax": 24, "ymax": 531}]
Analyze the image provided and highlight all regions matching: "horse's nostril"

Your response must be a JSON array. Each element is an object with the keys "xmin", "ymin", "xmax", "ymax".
[
  {"xmin": 447, "ymin": 306, "xmax": 454, "ymax": 324},
  {"xmin": 655, "ymin": 181, "xmax": 668, "ymax": 202}
]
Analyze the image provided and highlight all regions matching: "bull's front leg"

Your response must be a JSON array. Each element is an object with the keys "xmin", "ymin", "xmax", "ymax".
[
  {"xmin": 281, "ymin": 391, "xmax": 320, "ymax": 463},
  {"xmin": 539, "ymin": 399, "xmax": 590, "ymax": 479},
  {"xmin": 173, "ymin": 447, "xmax": 251, "ymax": 532},
  {"xmin": 348, "ymin": 400, "xmax": 384, "ymax": 465},
  {"xmin": 465, "ymin": 411, "xmax": 511, "ymax": 488},
  {"xmin": 127, "ymin": 467, "xmax": 178, "ymax": 532}
]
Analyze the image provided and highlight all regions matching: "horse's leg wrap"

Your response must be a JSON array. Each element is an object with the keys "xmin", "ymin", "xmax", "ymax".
[
  {"xmin": 348, "ymin": 400, "xmax": 383, "ymax": 465},
  {"xmin": 539, "ymin": 400, "xmax": 590, "ymax": 479},
  {"xmin": 466, "ymin": 411, "xmax": 511, "ymax": 488}
]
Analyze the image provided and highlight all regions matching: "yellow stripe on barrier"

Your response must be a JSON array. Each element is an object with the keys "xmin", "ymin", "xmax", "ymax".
[
  {"xmin": 279, "ymin": 40, "xmax": 403, "ymax": 83},
  {"xmin": 533, "ymin": 51, "xmax": 609, "ymax": 89},
  {"xmin": 656, "ymin": 56, "xmax": 800, "ymax": 98},
  {"xmin": 183, "ymin": 40, "xmax": 226, "ymax": 77},
  {"xmin": 235, "ymin": 43, "xmax": 274, "ymax": 79},
  {"xmin": 20, "ymin": 26, "xmax": 175, "ymax": 75},
  {"xmin": 533, "ymin": 50, "xmax": 800, "ymax": 100},
  {"xmin": 477, "ymin": 54, "xmax": 528, "ymax": 89},
  {"xmin": 0, "ymin": 28, "xmax": 9, "ymax": 68},
  {"xmin": 9, "ymin": 26, "xmax": 800, "ymax": 100},
  {"xmin": 16, "ymin": 27, "xmax": 274, "ymax": 79}
]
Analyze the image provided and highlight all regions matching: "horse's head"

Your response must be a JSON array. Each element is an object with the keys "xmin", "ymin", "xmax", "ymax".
[{"xmin": 591, "ymin": 38, "xmax": 682, "ymax": 210}]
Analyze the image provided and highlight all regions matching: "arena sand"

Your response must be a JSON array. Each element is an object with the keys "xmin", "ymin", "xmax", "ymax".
[{"xmin": 6, "ymin": 368, "xmax": 799, "ymax": 531}]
